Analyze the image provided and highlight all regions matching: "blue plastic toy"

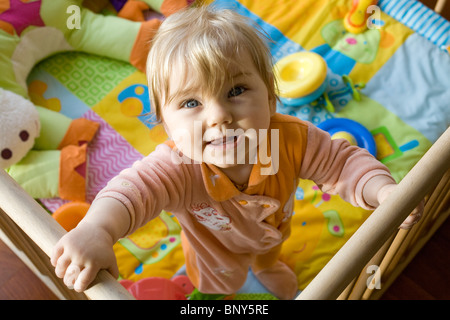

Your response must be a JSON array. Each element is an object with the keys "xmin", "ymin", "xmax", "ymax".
[{"xmin": 317, "ymin": 118, "xmax": 377, "ymax": 157}]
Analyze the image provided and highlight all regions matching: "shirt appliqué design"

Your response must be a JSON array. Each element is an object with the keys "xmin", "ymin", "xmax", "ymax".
[{"xmin": 190, "ymin": 202, "xmax": 231, "ymax": 231}]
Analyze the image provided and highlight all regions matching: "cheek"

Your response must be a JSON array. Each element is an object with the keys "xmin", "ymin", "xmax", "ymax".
[
  {"xmin": 165, "ymin": 120, "xmax": 204, "ymax": 160},
  {"xmin": 247, "ymin": 103, "xmax": 272, "ymax": 129}
]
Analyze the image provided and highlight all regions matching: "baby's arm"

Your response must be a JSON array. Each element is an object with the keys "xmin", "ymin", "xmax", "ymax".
[
  {"xmin": 50, "ymin": 143, "xmax": 186, "ymax": 292},
  {"xmin": 51, "ymin": 197, "xmax": 130, "ymax": 292},
  {"xmin": 300, "ymin": 124, "xmax": 422, "ymax": 229}
]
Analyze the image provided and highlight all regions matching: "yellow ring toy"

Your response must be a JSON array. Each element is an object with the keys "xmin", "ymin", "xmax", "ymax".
[
  {"xmin": 274, "ymin": 51, "xmax": 327, "ymax": 100},
  {"xmin": 331, "ymin": 131, "xmax": 357, "ymax": 146}
]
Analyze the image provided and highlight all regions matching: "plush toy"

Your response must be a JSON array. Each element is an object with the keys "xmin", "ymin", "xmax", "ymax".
[
  {"xmin": 0, "ymin": 0, "xmax": 192, "ymax": 202},
  {"xmin": 0, "ymin": 0, "xmax": 166, "ymax": 98},
  {"xmin": 116, "ymin": 0, "xmax": 195, "ymax": 22},
  {"xmin": 0, "ymin": 88, "xmax": 40, "ymax": 169},
  {"xmin": 1, "ymin": 88, "xmax": 99, "ymax": 201}
]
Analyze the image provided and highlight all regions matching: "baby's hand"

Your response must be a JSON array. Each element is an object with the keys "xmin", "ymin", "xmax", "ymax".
[
  {"xmin": 377, "ymin": 184, "xmax": 424, "ymax": 230},
  {"xmin": 50, "ymin": 222, "xmax": 119, "ymax": 292}
]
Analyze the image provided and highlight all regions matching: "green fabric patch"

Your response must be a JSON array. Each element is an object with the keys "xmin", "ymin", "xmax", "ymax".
[
  {"xmin": 6, "ymin": 150, "xmax": 60, "ymax": 199},
  {"xmin": 34, "ymin": 51, "xmax": 136, "ymax": 107}
]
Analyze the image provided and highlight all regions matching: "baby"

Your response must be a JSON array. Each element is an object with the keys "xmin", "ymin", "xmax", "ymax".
[{"xmin": 51, "ymin": 6, "xmax": 422, "ymax": 300}]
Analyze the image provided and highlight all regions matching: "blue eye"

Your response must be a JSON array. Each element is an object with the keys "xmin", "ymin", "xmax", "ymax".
[
  {"xmin": 183, "ymin": 99, "xmax": 200, "ymax": 108},
  {"xmin": 228, "ymin": 86, "xmax": 245, "ymax": 98}
]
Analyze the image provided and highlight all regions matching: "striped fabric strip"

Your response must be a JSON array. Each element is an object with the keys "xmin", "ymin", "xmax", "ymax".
[{"xmin": 378, "ymin": 0, "xmax": 450, "ymax": 50}]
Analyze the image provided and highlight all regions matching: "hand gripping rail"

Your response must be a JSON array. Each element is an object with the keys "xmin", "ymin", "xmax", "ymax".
[
  {"xmin": 297, "ymin": 126, "xmax": 450, "ymax": 300},
  {"xmin": 0, "ymin": 169, "xmax": 135, "ymax": 300}
]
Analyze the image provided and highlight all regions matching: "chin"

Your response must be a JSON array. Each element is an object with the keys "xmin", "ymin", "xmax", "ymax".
[
  {"xmin": 204, "ymin": 152, "xmax": 249, "ymax": 168},
  {"xmin": 210, "ymin": 162, "xmax": 240, "ymax": 169}
]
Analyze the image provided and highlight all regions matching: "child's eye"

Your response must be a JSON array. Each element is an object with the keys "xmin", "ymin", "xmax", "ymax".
[
  {"xmin": 183, "ymin": 99, "xmax": 200, "ymax": 108},
  {"xmin": 228, "ymin": 86, "xmax": 246, "ymax": 98}
]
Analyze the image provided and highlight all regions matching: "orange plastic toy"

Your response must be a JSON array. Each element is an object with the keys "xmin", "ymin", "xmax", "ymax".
[
  {"xmin": 52, "ymin": 201, "xmax": 90, "ymax": 231},
  {"xmin": 120, "ymin": 275, "xmax": 194, "ymax": 300}
]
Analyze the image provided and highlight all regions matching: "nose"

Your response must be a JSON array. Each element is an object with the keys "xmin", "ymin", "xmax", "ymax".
[{"xmin": 206, "ymin": 100, "xmax": 232, "ymax": 127}]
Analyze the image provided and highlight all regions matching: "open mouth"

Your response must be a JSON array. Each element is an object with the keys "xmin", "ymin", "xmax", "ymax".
[
  {"xmin": 206, "ymin": 135, "xmax": 241, "ymax": 150},
  {"xmin": 209, "ymin": 136, "xmax": 237, "ymax": 146}
]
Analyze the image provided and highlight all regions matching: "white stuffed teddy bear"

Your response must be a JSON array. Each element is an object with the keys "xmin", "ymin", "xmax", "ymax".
[
  {"xmin": 1, "ymin": 88, "xmax": 99, "ymax": 202},
  {"xmin": 0, "ymin": 88, "xmax": 41, "ymax": 169}
]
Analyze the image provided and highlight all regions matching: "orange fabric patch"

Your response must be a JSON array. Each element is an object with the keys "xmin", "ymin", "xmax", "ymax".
[
  {"xmin": 129, "ymin": 19, "xmax": 162, "ymax": 73},
  {"xmin": 57, "ymin": 118, "xmax": 99, "ymax": 150},
  {"xmin": 58, "ymin": 144, "xmax": 87, "ymax": 201}
]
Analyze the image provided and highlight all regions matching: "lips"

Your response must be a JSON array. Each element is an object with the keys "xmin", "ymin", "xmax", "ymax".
[{"xmin": 209, "ymin": 136, "xmax": 237, "ymax": 146}]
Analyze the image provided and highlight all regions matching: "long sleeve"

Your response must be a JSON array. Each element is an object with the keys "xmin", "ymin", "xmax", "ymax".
[
  {"xmin": 299, "ymin": 124, "xmax": 395, "ymax": 210},
  {"xmin": 93, "ymin": 143, "xmax": 188, "ymax": 235}
]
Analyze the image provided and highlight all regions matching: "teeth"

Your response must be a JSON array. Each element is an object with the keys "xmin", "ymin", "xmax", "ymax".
[{"xmin": 210, "ymin": 136, "xmax": 236, "ymax": 145}]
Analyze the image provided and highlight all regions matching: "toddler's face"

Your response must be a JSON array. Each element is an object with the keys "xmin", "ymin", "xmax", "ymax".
[{"xmin": 161, "ymin": 51, "xmax": 275, "ymax": 169}]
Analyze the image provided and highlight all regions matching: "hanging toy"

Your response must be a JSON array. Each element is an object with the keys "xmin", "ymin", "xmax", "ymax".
[
  {"xmin": 317, "ymin": 118, "xmax": 377, "ymax": 157},
  {"xmin": 274, "ymin": 51, "xmax": 334, "ymax": 112},
  {"xmin": 344, "ymin": 0, "xmax": 379, "ymax": 34}
]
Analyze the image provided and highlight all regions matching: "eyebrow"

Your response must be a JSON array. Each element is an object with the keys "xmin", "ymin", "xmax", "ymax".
[
  {"xmin": 231, "ymin": 71, "xmax": 252, "ymax": 79},
  {"xmin": 165, "ymin": 74, "xmax": 201, "ymax": 105},
  {"xmin": 166, "ymin": 71, "xmax": 253, "ymax": 104},
  {"xmin": 167, "ymin": 88, "xmax": 195, "ymax": 105}
]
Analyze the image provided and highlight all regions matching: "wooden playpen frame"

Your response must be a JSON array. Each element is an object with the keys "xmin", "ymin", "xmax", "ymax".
[{"xmin": 0, "ymin": 0, "xmax": 449, "ymax": 300}]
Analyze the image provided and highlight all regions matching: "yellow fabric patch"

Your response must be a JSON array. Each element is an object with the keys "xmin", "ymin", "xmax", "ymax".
[
  {"xmin": 114, "ymin": 211, "xmax": 185, "ymax": 282},
  {"xmin": 280, "ymin": 179, "xmax": 372, "ymax": 289},
  {"xmin": 92, "ymin": 71, "xmax": 168, "ymax": 156}
]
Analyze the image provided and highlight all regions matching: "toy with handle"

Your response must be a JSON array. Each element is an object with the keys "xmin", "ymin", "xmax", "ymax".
[
  {"xmin": 344, "ymin": 0, "xmax": 378, "ymax": 34},
  {"xmin": 0, "ymin": 168, "xmax": 134, "ymax": 300},
  {"xmin": 297, "ymin": 126, "xmax": 450, "ymax": 300},
  {"xmin": 274, "ymin": 51, "xmax": 334, "ymax": 111}
]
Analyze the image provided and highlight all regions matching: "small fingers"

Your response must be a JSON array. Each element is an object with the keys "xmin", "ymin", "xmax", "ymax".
[
  {"xmin": 54, "ymin": 254, "xmax": 71, "ymax": 279},
  {"xmin": 413, "ymin": 201, "xmax": 425, "ymax": 216},
  {"xmin": 400, "ymin": 212, "xmax": 422, "ymax": 229},
  {"xmin": 50, "ymin": 244, "xmax": 64, "ymax": 267},
  {"xmin": 73, "ymin": 263, "xmax": 119, "ymax": 292},
  {"xmin": 55, "ymin": 259, "xmax": 97, "ymax": 292},
  {"xmin": 399, "ymin": 200, "xmax": 424, "ymax": 230},
  {"xmin": 74, "ymin": 261, "xmax": 120, "ymax": 292},
  {"xmin": 74, "ymin": 266, "xmax": 97, "ymax": 292},
  {"xmin": 64, "ymin": 264, "xmax": 81, "ymax": 289}
]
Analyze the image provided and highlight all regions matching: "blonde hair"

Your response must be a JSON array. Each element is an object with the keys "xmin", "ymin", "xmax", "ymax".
[{"xmin": 146, "ymin": 5, "xmax": 277, "ymax": 122}]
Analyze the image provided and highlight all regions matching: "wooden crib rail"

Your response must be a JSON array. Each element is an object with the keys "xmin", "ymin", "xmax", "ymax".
[
  {"xmin": 297, "ymin": 126, "xmax": 450, "ymax": 300},
  {"xmin": 0, "ymin": 170, "xmax": 135, "ymax": 300}
]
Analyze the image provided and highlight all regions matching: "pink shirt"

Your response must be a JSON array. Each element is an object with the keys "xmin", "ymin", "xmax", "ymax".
[{"xmin": 94, "ymin": 113, "xmax": 394, "ymax": 295}]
